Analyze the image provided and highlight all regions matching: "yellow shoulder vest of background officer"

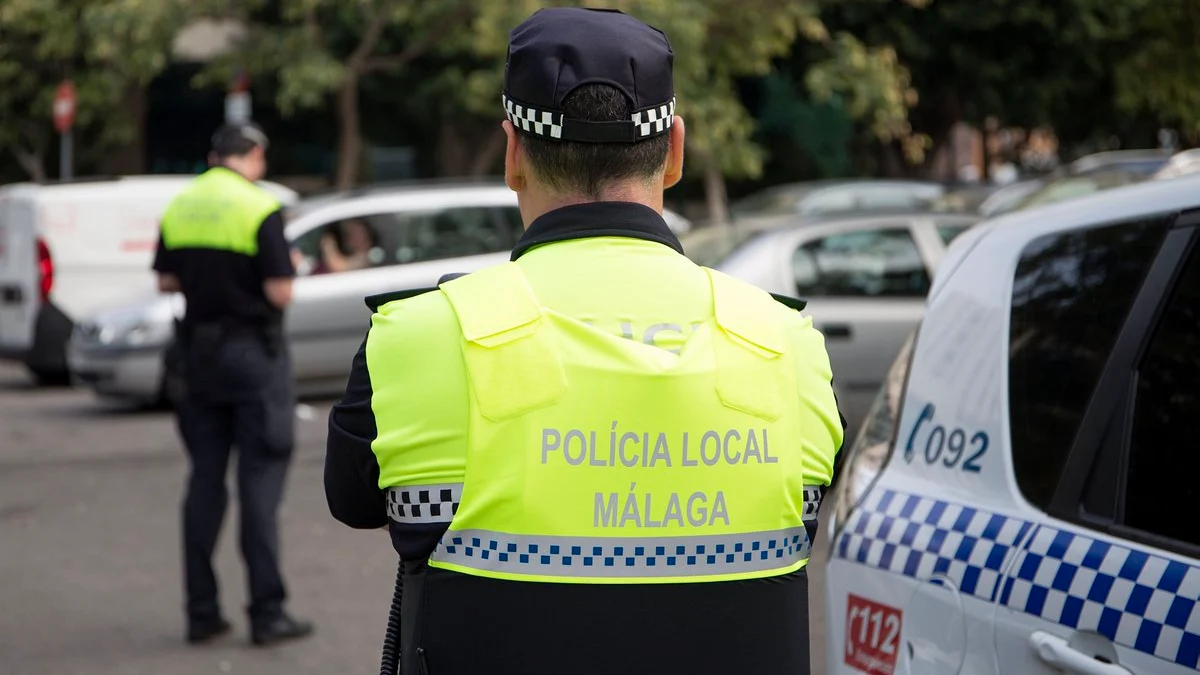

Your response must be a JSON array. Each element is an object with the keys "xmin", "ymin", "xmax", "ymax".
[{"xmin": 159, "ymin": 167, "xmax": 281, "ymax": 255}]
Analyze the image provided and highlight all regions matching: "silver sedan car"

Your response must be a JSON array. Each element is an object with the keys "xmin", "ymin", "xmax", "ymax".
[
  {"xmin": 708, "ymin": 211, "xmax": 981, "ymax": 437},
  {"xmin": 67, "ymin": 180, "xmax": 693, "ymax": 406}
]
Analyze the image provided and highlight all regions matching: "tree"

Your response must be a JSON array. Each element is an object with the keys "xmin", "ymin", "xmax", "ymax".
[
  {"xmin": 0, "ymin": 0, "xmax": 195, "ymax": 181},
  {"xmin": 819, "ymin": 0, "xmax": 1155, "ymax": 176},
  {"xmin": 442, "ymin": 0, "xmax": 924, "ymax": 223},
  {"xmin": 198, "ymin": 0, "xmax": 472, "ymax": 189},
  {"xmin": 1115, "ymin": 0, "xmax": 1200, "ymax": 143}
]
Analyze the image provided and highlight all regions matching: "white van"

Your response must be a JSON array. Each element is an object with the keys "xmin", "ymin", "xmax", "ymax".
[{"xmin": 0, "ymin": 176, "xmax": 297, "ymax": 383}]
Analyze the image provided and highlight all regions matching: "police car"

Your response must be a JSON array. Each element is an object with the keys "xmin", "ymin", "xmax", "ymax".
[{"xmin": 821, "ymin": 172, "xmax": 1200, "ymax": 675}]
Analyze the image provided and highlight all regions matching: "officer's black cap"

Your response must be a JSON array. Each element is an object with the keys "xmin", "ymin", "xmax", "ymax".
[
  {"xmin": 503, "ymin": 7, "xmax": 675, "ymax": 144},
  {"xmin": 211, "ymin": 123, "xmax": 269, "ymax": 158}
]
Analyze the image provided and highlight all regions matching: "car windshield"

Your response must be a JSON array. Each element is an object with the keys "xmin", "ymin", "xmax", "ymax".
[
  {"xmin": 681, "ymin": 227, "xmax": 762, "ymax": 267},
  {"xmin": 832, "ymin": 325, "xmax": 919, "ymax": 529},
  {"xmin": 730, "ymin": 185, "xmax": 819, "ymax": 218},
  {"xmin": 1011, "ymin": 169, "xmax": 1144, "ymax": 211}
]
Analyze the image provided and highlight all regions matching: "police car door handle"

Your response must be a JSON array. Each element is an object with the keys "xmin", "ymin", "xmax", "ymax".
[
  {"xmin": 820, "ymin": 323, "xmax": 852, "ymax": 339},
  {"xmin": 1029, "ymin": 631, "xmax": 1132, "ymax": 675}
]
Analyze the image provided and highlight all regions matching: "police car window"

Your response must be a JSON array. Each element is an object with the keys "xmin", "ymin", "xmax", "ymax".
[
  {"xmin": 791, "ymin": 228, "xmax": 929, "ymax": 298},
  {"xmin": 1008, "ymin": 217, "xmax": 1170, "ymax": 511},
  {"xmin": 389, "ymin": 207, "xmax": 510, "ymax": 264},
  {"xmin": 1124, "ymin": 242, "xmax": 1200, "ymax": 546}
]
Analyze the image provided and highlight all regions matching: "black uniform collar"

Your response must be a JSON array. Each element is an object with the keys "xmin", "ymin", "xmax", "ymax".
[{"xmin": 511, "ymin": 202, "xmax": 684, "ymax": 260}]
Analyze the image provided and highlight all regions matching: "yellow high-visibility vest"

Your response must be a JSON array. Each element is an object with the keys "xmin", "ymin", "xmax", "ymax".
[
  {"xmin": 160, "ymin": 167, "xmax": 280, "ymax": 255},
  {"xmin": 368, "ymin": 251, "xmax": 842, "ymax": 584}
]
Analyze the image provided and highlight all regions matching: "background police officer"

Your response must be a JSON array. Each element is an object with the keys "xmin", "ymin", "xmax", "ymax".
[
  {"xmin": 325, "ymin": 8, "xmax": 843, "ymax": 674},
  {"xmin": 154, "ymin": 124, "xmax": 314, "ymax": 647}
]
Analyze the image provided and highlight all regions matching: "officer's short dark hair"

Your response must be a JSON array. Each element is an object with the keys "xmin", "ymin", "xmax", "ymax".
[
  {"xmin": 211, "ymin": 124, "xmax": 269, "ymax": 160},
  {"xmin": 518, "ymin": 84, "xmax": 670, "ymax": 199}
]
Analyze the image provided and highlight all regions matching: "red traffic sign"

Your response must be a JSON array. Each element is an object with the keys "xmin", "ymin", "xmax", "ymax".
[{"xmin": 53, "ymin": 81, "xmax": 76, "ymax": 134}]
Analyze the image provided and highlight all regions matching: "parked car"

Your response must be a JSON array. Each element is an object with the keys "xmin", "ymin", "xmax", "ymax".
[
  {"xmin": 67, "ymin": 181, "xmax": 693, "ymax": 406},
  {"xmin": 976, "ymin": 179, "xmax": 1043, "ymax": 216},
  {"xmin": 1005, "ymin": 168, "xmax": 1146, "ymax": 213},
  {"xmin": 987, "ymin": 149, "xmax": 1175, "ymax": 217},
  {"xmin": 822, "ymin": 173, "xmax": 1200, "ymax": 675},
  {"xmin": 730, "ymin": 179, "xmax": 947, "ymax": 221},
  {"xmin": 0, "ymin": 175, "xmax": 297, "ymax": 384},
  {"xmin": 710, "ymin": 211, "xmax": 982, "ymax": 436},
  {"xmin": 1152, "ymin": 148, "xmax": 1200, "ymax": 180},
  {"xmin": 1061, "ymin": 148, "xmax": 1173, "ymax": 177}
]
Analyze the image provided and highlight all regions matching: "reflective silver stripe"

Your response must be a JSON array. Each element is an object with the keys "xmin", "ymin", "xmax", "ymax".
[
  {"xmin": 432, "ymin": 527, "xmax": 811, "ymax": 578},
  {"xmin": 386, "ymin": 483, "xmax": 462, "ymax": 524},
  {"xmin": 803, "ymin": 485, "xmax": 824, "ymax": 522}
]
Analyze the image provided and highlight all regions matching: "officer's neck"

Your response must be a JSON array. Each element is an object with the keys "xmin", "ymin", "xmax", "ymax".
[{"xmin": 519, "ymin": 183, "xmax": 665, "ymax": 228}]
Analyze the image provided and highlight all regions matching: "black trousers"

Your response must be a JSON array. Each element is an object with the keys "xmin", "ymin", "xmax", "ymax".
[{"xmin": 174, "ymin": 328, "xmax": 295, "ymax": 626}]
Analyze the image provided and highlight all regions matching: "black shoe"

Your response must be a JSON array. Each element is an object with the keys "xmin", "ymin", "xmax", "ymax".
[
  {"xmin": 251, "ymin": 613, "xmax": 314, "ymax": 647},
  {"xmin": 187, "ymin": 617, "xmax": 232, "ymax": 644}
]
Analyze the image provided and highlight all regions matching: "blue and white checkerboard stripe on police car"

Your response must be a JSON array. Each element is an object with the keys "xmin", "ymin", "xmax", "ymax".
[
  {"xmin": 837, "ymin": 488, "xmax": 1034, "ymax": 603},
  {"xmin": 837, "ymin": 488, "xmax": 1200, "ymax": 670},
  {"xmin": 1001, "ymin": 525, "xmax": 1200, "ymax": 669}
]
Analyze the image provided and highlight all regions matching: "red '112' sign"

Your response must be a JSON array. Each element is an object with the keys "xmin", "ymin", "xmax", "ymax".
[{"xmin": 844, "ymin": 594, "xmax": 902, "ymax": 675}]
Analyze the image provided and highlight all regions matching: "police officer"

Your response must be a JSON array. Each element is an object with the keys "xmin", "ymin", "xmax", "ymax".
[
  {"xmin": 324, "ymin": 8, "xmax": 843, "ymax": 674},
  {"xmin": 154, "ymin": 124, "xmax": 314, "ymax": 647}
]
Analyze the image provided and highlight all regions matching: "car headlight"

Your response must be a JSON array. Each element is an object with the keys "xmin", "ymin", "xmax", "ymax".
[{"xmin": 112, "ymin": 319, "xmax": 172, "ymax": 347}]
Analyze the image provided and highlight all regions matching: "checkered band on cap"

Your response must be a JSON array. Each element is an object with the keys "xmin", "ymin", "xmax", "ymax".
[
  {"xmin": 503, "ymin": 95, "xmax": 564, "ymax": 140},
  {"xmin": 502, "ymin": 94, "xmax": 676, "ymax": 142},
  {"xmin": 631, "ymin": 98, "xmax": 676, "ymax": 138}
]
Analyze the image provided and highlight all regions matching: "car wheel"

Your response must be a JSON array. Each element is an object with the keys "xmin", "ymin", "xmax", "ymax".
[{"xmin": 28, "ymin": 365, "xmax": 70, "ymax": 387}]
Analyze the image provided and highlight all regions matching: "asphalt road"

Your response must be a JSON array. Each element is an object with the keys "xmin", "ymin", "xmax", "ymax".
[
  {"xmin": 0, "ymin": 361, "xmax": 835, "ymax": 675},
  {"xmin": 0, "ymin": 363, "xmax": 397, "ymax": 675}
]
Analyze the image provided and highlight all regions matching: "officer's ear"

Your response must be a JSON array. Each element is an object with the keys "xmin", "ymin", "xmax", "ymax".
[
  {"xmin": 663, "ymin": 115, "xmax": 685, "ymax": 190},
  {"xmin": 502, "ymin": 120, "xmax": 525, "ymax": 193}
]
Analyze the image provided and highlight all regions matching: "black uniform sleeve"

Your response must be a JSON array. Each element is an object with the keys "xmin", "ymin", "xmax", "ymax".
[
  {"xmin": 255, "ymin": 210, "xmax": 295, "ymax": 279},
  {"xmin": 325, "ymin": 332, "xmax": 388, "ymax": 529},
  {"xmin": 152, "ymin": 228, "xmax": 178, "ymax": 273},
  {"xmin": 830, "ymin": 386, "xmax": 849, "ymax": 483}
]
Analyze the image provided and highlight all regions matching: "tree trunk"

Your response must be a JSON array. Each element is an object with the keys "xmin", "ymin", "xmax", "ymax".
[
  {"xmin": 468, "ymin": 128, "xmax": 506, "ymax": 176},
  {"xmin": 436, "ymin": 122, "xmax": 470, "ymax": 175},
  {"xmin": 336, "ymin": 75, "xmax": 362, "ymax": 189},
  {"xmin": 98, "ymin": 84, "xmax": 148, "ymax": 175},
  {"xmin": 703, "ymin": 160, "xmax": 729, "ymax": 227},
  {"xmin": 13, "ymin": 149, "xmax": 46, "ymax": 182}
]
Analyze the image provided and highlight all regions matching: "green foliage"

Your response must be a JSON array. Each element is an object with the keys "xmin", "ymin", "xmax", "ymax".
[
  {"xmin": 1115, "ymin": 0, "xmax": 1200, "ymax": 140},
  {"xmin": 458, "ymin": 0, "xmax": 921, "ymax": 179},
  {"xmin": 757, "ymin": 71, "xmax": 854, "ymax": 178},
  {"xmin": 0, "ymin": 0, "xmax": 197, "ymax": 177},
  {"xmin": 818, "ymin": 0, "xmax": 1157, "ymax": 150},
  {"xmin": 196, "ymin": 0, "xmax": 471, "ymax": 117}
]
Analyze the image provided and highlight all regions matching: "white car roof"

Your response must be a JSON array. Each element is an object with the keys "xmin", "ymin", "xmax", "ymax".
[
  {"xmin": 283, "ymin": 183, "xmax": 517, "ymax": 237},
  {"xmin": 283, "ymin": 181, "xmax": 693, "ymax": 236},
  {"xmin": 0, "ymin": 174, "xmax": 299, "ymax": 205}
]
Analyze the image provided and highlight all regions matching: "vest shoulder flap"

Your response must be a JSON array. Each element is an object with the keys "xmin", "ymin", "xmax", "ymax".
[
  {"xmin": 363, "ymin": 272, "xmax": 471, "ymax": 313},
  {"xmin": 439, "ymin": 263, "xmax": 542, "ymax": 345},
  {"xmin": 439, "ymin": 262, "xmax": 566, "ymax": 420},
  {"xmin": 704, "ymin": 268, "xmax": 791, "ymax": 356},
  {"xmin": 770, "ymin": 293, "xmax": 807, "ymax": 312},
  {"xmin": 364, "ymin": 287, "xmax": 440, "ymax": 312}
]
